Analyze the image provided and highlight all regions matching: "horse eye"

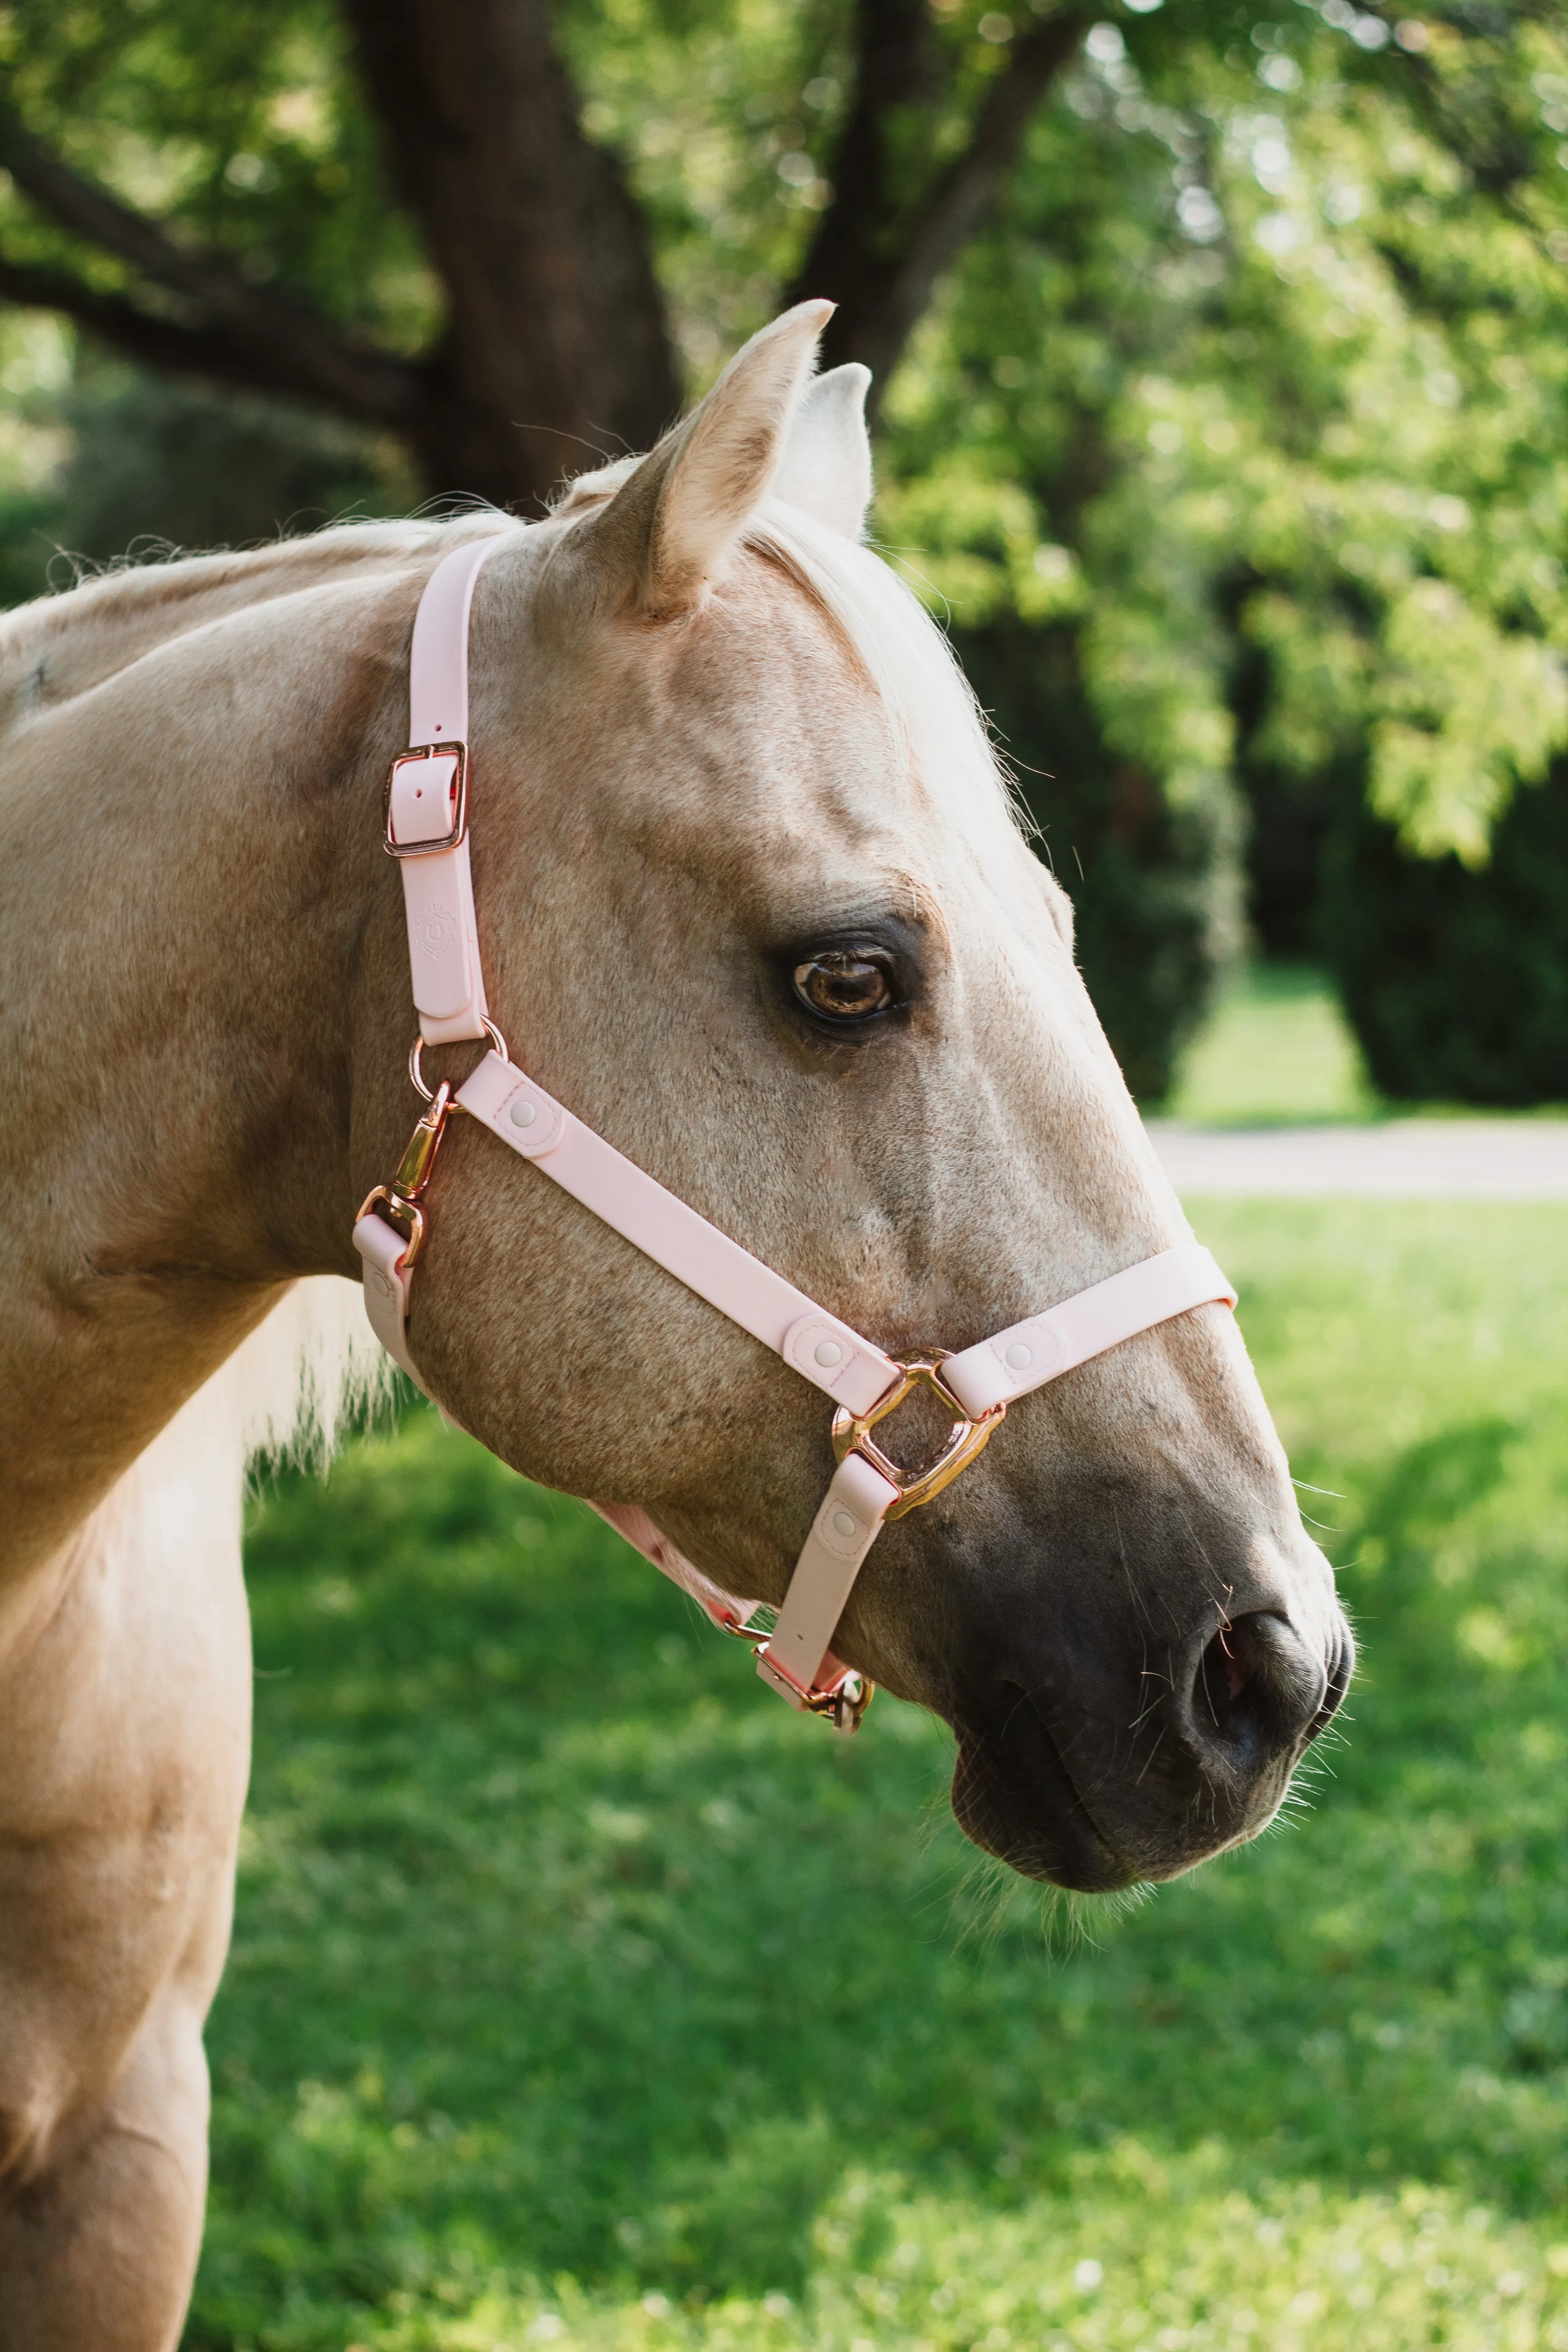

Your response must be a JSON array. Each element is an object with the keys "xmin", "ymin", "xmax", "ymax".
[{"xmin": 792, "ymin": 951, "xmax": 895, "ymax": 1021}]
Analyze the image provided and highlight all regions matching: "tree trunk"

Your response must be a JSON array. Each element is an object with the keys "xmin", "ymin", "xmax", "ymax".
[{"xmin": 343, "ymin": 0, "xmax": 682, "ymax": 509}]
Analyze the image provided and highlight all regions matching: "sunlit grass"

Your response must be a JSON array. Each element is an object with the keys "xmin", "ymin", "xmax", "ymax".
[
  {"xmin": 1166, "ymin": 963, "xmax": 1377, "ymax": 1127},
  {"xmin": 358, "ymin": 2158, "xmax": 1568, "ymax": 2351},
  {"xmin": 192, "ymin": 1203, "xmax": 1568, "ymax": 2349}
]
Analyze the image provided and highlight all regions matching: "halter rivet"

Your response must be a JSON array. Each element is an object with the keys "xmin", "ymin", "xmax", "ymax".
[
  {"xmin": 832, "ymin": 1510, "xmax": 857, "ymax": 1538},
  {"xmin": 815, "ymin": 1340, "xmax": 843, "ymax": 1368},
  {"xmin": 1005, "ymin": 1342, "xmax": 1033, "ymax": 1369},
  {"xmin": 510, "ymin": 1097, "xmax": 539, "ymax": 1129}
]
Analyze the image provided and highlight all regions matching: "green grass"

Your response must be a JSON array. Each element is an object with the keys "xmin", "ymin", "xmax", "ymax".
[
  {"xmin": 192, "ymin": 1203, "xmax": 1568, "ymax": 2351},
  {"xmin": 1165, "ymin": 964, "xmax": 1377, "ymax": 1127}
]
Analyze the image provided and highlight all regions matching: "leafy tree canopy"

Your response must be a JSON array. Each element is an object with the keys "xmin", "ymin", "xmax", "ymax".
[{"xmin": 872, "ymin": 5, "xmax": 1568, "ymax": 872}]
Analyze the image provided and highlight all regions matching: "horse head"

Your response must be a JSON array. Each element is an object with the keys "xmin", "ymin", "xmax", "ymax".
[{"xmin": 358, "ymin": 303, "xmax": 1352, "ymax": 1891}]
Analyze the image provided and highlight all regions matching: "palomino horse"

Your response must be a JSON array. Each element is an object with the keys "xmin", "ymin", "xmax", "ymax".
[{"xmin": 0, "ymin": 304, "xmax": 1351, "ymax": 2346}]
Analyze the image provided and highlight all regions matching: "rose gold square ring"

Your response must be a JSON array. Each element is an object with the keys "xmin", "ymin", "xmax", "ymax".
[{"xmin": 831, "ymin": 1357, "xmax": 1005, "ymax": 1521}]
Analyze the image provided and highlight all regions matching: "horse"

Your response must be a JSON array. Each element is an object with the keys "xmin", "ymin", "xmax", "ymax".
[{"xmin": 0, "ymin": 302, "xmax": 1351, "ymax": 2347}]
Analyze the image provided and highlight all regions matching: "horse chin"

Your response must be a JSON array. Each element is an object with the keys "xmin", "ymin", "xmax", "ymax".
[
  {"xmin": 950, "ymin": 1696, "xmax": 1139, "ymax": 1894},
  {"xmin": 946, "ymin": 1615, "xmax": 1354, "ymax": 1891}
]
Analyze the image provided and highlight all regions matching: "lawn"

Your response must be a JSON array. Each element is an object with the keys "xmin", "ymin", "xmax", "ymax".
[
  {"xmin": 1164, "ymin": 965, "xmax": 1375, "ymax": 1127},
  {"xmin": 190, "ymin": 1197, "xmax": 1568, "ymax": 2352}
]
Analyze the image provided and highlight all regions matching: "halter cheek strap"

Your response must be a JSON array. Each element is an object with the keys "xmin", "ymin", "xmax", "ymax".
[{"xmin": 353, "ymin": 534, "xmax": 1237, "ymax": 1733}]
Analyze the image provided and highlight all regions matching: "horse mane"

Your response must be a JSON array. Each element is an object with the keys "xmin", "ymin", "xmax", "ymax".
[
  {"xmin": 747, "ymin": 500, "xmax": 1030, "ymax": 853},
  {"xmin": 228, "ymin": 1276, "xmax": 392, "ymax": 1475},
  {"xmin": 80, "ymin": 1275, "xmax": 389, "ymax": 1636},
  {"xmin": 0, "ymin": 495, "xmax": 1020, "ymax": 848},
  {"xmin": 0, "ymin": 515, "xmax": 506, "ymax": 726}
]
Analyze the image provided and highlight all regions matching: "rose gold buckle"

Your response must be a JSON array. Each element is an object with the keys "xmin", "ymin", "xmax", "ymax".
[
  {"xmin": 383, "ymin": 741, "xmax": 469, "ymax": 858},
  {"xmin": 832, "ymin": 1357, "xmax": 1005, "ymax": 1522},
  {"xmin": 755, "ymin": 1643, "xmax": 874, "ymax": 1735},
  {"xmin": 813, "ymin": 1666, "xmax": 872, "ymax": 1735}
]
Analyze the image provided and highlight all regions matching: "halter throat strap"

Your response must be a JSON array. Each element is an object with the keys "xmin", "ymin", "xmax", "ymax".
[{"xmin": 353, "ymin": 534, "xmax": 1237, "ymax": 1733}]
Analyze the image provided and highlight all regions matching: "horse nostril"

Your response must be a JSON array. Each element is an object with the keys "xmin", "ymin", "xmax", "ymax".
[
  {"xmin": 1185, "ymin": 1610, "xmax": 1328, "ymax": 1772},
  {"xmin": 1214, "ymin": 1626, "xmax": 1250, "ymax": 1703}
]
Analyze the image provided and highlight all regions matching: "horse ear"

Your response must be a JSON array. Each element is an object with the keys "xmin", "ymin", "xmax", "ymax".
[
  {"xmin": 573, "ymin": 300, "xmax": 833, "ymax": 616},
  {"xmin": 770, "ymin": 363, "xmax": 873, "ymax": 540}
]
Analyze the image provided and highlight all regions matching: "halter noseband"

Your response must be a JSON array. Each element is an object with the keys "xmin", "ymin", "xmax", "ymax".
[{"xmin": 353, "ymin": 535, "xmax": 1236, "ymax": 1733}]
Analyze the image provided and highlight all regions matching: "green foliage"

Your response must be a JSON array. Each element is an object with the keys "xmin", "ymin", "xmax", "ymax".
[
  {"xmin": 1318, "ymin": 753, "xmax": 1568, "ymax": 1103},
  {"xmin": 195, "ymin": 1200, "xmax": 1568, "ymax": 2346},
  {"xmin": 56, "ymin": 364, "xmax": 406, "ymax": 560},
  {"xmin": 1138, "ymin": 7, "xmax": 1568, "ymax": 874},
  {"xmin": 0, "ymin": 317, "xmax": 409, "ymax": 593},
  {"xmin": 867, "ymin": 7, "xmax": 1568, "ymax": 1092},
  {"xmin": 0, "ymin": 0, "xmax": 426, "ymax": 341},
  {"xmin": 953, "ymin": 617, "xmax": 1240, "ymax": 1102}
]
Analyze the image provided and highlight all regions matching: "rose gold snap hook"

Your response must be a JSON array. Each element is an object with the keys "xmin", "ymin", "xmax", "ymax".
[
  {"xmin": 357, "ymin": 1077, "xmax": 457, "ymax": 1267},
  {"xmin": 830, "ymin": 1356, "xmax": 1005, "ymax": 1522},
  {"xmin": 408, "ymin": 1015, "xmax": 510, "ymax": 1102}
]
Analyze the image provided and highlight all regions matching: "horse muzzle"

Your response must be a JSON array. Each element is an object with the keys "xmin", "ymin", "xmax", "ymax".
[{"xmin": 947, "ymin": 1573, "xmax": 1355, "ymax": 1892}]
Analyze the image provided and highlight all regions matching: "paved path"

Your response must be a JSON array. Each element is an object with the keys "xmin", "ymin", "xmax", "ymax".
[{"xmin": 1147, "ymin": 1119, "xmax": 1568, "ymax": 1200}]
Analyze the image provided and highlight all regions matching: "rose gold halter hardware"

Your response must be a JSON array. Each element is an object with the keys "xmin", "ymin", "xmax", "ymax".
[
  {"xmin": 832, "ymin": 1357, "xmax": 1005, "ymax": 1520},
  {"xmin": 773, "ymin": 1652, "xmax": 872, "ymax": 1734},
  {"xmin": 352, "ymin": 533, "xmax": 1240, "ymax": 1743},
  {"xmin": 356, "ymin": 1080, "xmax": 453, "ymax": 1270},
  {"xmin": 361, "ymin": 1021, "xmax": 512, "ymax": 1264},
  {"xmin": 820, "ymin": 1667, "xmax": 872, "ymax": 1734},
  {"xmin": 409, "ymin": 1016, "xmax": 510, "ymax": 1105},
  {"xmin": 384, "ymin": 741, "xmax": 469, "ymax": 858},
  {"xmin": 709, "ymin": 1601, "xmax": 875, "ymax": 1736}
]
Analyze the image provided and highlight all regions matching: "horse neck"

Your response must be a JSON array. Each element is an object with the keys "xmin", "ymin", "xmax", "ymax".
[{"xmin": 0, "ymin": 529, "xmax": 441, "ymax": 1581}]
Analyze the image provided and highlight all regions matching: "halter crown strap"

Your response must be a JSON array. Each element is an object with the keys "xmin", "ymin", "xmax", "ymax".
[
  {"xmin": 353, "ymin": 531, "xmax": 1238, "ymax": 1732},
  {"xmin": 384, "ymin": 532, "xmax": 509, "ymax": 1046}
]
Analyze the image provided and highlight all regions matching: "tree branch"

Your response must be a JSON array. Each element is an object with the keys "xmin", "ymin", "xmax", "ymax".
[
  {"xmin": 0, "ymin": 108, "xmax": 418, "ymax": 423},
  {"xmin": 808, "ymin": 0, "xmax": 936, "ymax": 251},
  {"xmin": 789, "ymin": 11, "xmax": 1087, "ymax": 400}
]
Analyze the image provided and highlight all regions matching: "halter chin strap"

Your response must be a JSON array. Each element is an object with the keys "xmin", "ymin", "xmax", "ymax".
[{"xmin": 353, "ymin": 534, "xmax": 1237, "ymax": 1733}]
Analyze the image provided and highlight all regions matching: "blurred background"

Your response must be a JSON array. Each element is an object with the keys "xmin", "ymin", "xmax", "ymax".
[
  {"xmin": 5, "ymin": 0, "xmax": 1568, "ymax": 1104},
  {"xmin": 5, "ymin": 2, "xmax": 1568, "ymax": 2345}
]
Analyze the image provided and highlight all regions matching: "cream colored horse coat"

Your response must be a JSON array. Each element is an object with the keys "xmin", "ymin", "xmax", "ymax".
[{"xmin": 0, "ymin": 306, "xmax": 1348, "ymax": 2347}]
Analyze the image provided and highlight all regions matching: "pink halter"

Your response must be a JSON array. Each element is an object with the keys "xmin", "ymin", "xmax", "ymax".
[{"xmin": 353, "ymin": 536, "xmax": 1236, "ymax": 1731}]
